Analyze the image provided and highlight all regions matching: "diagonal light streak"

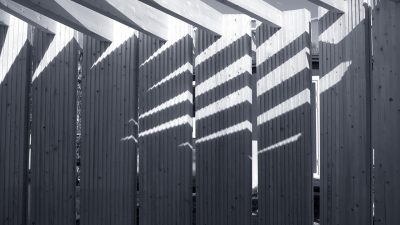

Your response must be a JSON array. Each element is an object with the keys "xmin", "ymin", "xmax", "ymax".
[
  {"xmin": 0, "ymin": 14, "xmax": 28, "ymax": 84},
  {"xmin": 32, "ymin": 23, "xmax": 75, "ymax": 82},
  {"xmin": 139, "ymin": 91, "xmax": 193, "ymax": 119},
  {"xmin": 148, "ymin": 62, "xmax": 193, "ymax": 91},
  {"xmin": 139, "ymin": 114, "xmax": 192, "ymax": 137},
  {"xmin": 257, "ymin": 89, "xmax": 310, "ymax": 126},
  {"xmin": 195, "ymin": 54, "xmax": 251, "ymax": 97},
  {"xmin": 196, "ymin": 86, "xmax": 252, "ymax": 120},
  {"xmin": 258, "ymin": 133, "xmax": 302, "ymax": 154},
  {"xmin": 195, "ymin": 120, "xmax": 252, "ymax": 144}
]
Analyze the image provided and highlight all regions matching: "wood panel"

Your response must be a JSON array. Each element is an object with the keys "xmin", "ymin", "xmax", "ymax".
[
  {"xmin": 195, "ymin": 15, "xmax": 252, "ymax": 225},
  {"xmin": 256, "ymin": 9, "xmax": 313, "ymax": 225},
  {"xmin": 318, "ymin": 1, "xmax": 372, "ymax": 224},
  {"xmin": 0, "ymin": 14, "xmax": 31, "ymax": 225},
  {"xmin": 138, "ymin": 21, "xmax": 194, "ymax": 225},
  {"xmin": 372, "ymin": 0, "xmax": 400, "ymax": 224},
  {"xmin": 30, "ymin": 25, "xmax": 79, "ymax": 225},
  {"xmin": 80, "ymin": 30, "xmax": 139, "ymax": 225}
]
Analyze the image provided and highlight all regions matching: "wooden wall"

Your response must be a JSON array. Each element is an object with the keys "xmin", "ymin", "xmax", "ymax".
[
  {"xmin": 372, "ymin": 1, "xmax": 400, "ymax": 224},
  {"xmin": 138, "ymin": 22, "xmax": 194, "ymax": 225},
  {"xmin": 0, "ymin": 14, "xmax": 31, "ymax": 225},
  {"xmin": 30, "ymin": 25, "xmax": 79, "ymax": 225},
  {"xmin": 80, "ymin": 29, "xmax": 139, "ymax": 225},
  {"xmin": 195, "ymin": 15, "xmax": 252, "ymax": 225},
  {"xmin": 318, "ymin": 0, "xmax": 372, "ymax": 224},
  {"xmin": 256, "ymin": 9, "xmax": 313, "ymax": 225}
]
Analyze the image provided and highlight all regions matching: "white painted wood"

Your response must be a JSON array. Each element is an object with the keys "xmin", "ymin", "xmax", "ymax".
[
  {"xmin": 308, "ymin": 0, "xmax": 345, "ymax": 13},
  {"xmin": 0, "ymin": 8, "xmax": 9, "ymax": 26},
  {"xmin": 13, "ymin": 0, "xmax": 118, "ymax": 41},
  {"xmin": 73, "ymin": 0, "xmax": 180, "ymax": 41},
  {"xmin": 216, "ymin": 0, "xmax": 283, "ymax": 27},
  {"xmin": 139, "ymin": 0, "xmax": 224, "ymax": 35},
  {"xmin": 0, "ymin": 0, "xmax": 56, "ymax": 34}
]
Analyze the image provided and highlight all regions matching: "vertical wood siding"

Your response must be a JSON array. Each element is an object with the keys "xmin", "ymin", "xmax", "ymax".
[
  {"xmin": 80, "ymin": 30, "xmax": 139, "ymax": 225},
  {"xmin": 0, "ymin": 14, "xmax": 30, "ymax": 225},
  {"xmin": 30, "ymin": 25, "xmax": 78, "ymax": 225},
  {"xmin": 318, "ymin": 1, "xmax": 372, "ymax": 224},
  {"xmin": 256, "ymin": 10, "xmax": 313, "ymax": 225},
  {"xmin": 138, "ymin": 22, "xmax": 194, "ymax": 225},
  {"xmin": 195, "ymin": 15, "xmax": 252, "ymax": 225},
  {"xmin": 372, "ymin": 1, "xmax": 400, "ymax": 224}
]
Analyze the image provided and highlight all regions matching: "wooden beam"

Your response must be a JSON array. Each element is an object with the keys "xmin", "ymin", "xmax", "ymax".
[
  {"xmin": 72, "ymin": 0, "xmax": 174, "ymax": 41},
  {"xmin": 0, "ymin": 8, "xmax": 9, "ymax": 26},
  {"xmin": 13, "ymin": 0, "xmax": 116, "ymax": 41},
  {"xmin": 0, "ymin": 0, "xmax": 57, "ymax": 34},
  {"xmin": 139, "ymin": 0, "xmax": 224, "ymax": 36},
  {"xmin": 215, "ymin": 0, "xmax": 283, "ymax": 27},
  {"xmin": 308, "ymin": 0, "xmax": 345, "ymax": 13}
]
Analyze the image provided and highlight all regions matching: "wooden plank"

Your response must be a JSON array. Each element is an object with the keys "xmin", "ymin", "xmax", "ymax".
[
  {"xmin": 216, "ymin": 0, "xmax": 283, "ymax": 27},
  {"xmin": 256, "ymin": 9, "xmax": 312, "ymax": 225},
  {"xmin": 194, "ymin": 15, "xmax": 252, "ymax": 225},
  {"xmin": 0, "ymin": 15, "xmax": 30, "ymax": 225},
  {"xmin": 139, "ymin": 0, "xmax": 224, "ymax": 35},
  {"xmin": 372, "ymin": 1, "xmax": 400, "ymax": 224},
  {"xmin": 309, "ymin": 0, "xmax": 345, "ymax": 13},
  {"xmin": 318, "ymin": 0, "xmax": 372, "ymax": 224},
  {"xmin": 138, "ymin": 23, "xmax": 193, "ymax": 225},
  {"xmin": 0, "ymin": 0, "xmax": 57, "ymax": 34},
  {"xmin": 73, "ymin": 0, "xmax": 177, "ymax": 41},
  {"xmin": 13, "ymin": 0, "xmax": 116, "ymax": 41},
  {"xmin": 30, "ymin": 25, "xmax": 78, "ymax": 225}
]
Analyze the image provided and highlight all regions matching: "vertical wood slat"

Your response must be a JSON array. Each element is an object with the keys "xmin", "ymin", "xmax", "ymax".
[
  {"xmin": 138, "ymin": 21, "xmax": 193, "ymax": 225},
  {"xmin": 80, "ymin": 29, "xmax": 139, "ymax": 225},
  {"xmin": 0, "ymin": 13, "xmax": 30, "ymax": 225},
  {"xmin": 371, "ymin": 0, "xmax": 400, "ymax": 224},
  {"xmin": 318, "ymin": 0, "xmax": 372, "ymax": 224},
  {"xmin": 195, "ymin": 15, "xmax": 252, "ymax": 225},
  {"xmin": 256, "ymin": 9, "xmax": 313, "ymax": 225},
  {"xmin": 30, "ymin": 24, "xmax": 78, "ymax": 225}
]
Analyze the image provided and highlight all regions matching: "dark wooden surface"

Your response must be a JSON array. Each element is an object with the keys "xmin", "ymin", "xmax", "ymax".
[
  {"xmin": 138, "ymin": 25, "xmax": 194, "ymax": 225},
  {"xmin": 372, "ymin": 0, "xmax": 400, "ymax": 224},
  {"xmin": 256, "ymin": 9, "xmax": 313, "ymax": 225},
  {"xmin": 319, "ymin": 1, "xmax": 372, "ymax": 224},
  {"xmin": 80, "ymin": 32, "xmax": 139, "ymax": 225},
  {"xmin": 0, "ymin": 17, "xmax": 31, "ymax": 225},
  {"xmin": 30, "ymin": 26, "xmax": 78, "ymax": 225},
  {"xmin": 195, "ymin": 15, "xmax": 252, "ymax": 225}
]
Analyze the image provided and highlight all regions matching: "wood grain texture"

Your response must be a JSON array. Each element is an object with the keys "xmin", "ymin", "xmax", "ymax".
[
  {"xmin": 372, "ymin": 0, "xmax": 400, "ymax": 224},
  {"xmin": 195, "ymin": 15, "xmax": 252, "ymax": 225},
  {"xmin": 80, "ymin": 31, "xmax": 139, "ymax": 225},
  {"xmin": 318, "ymin": 1, "xmax": 372, "ymax": 224},
  {"xmin": 30, "ymin": 25, "xmax": 78, "ymax": 225},
  {"xmin": 0, "ymin": 14, "xmax": 31, "ymax": 225},
  {"xmin": 138, "ymin": 21, "xmax": 194, "ymax": 225},
  {"xmin": 256, "ymin": 9, "xmax": 313, "ymax": 225}
]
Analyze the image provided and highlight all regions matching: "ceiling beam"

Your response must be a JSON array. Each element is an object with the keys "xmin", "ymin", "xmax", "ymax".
[
  {"xmin": 0, "ymin": 8, "xmax": 9, "ymax": 26},
  {"xmin": 139, "ymin": 0, "xmax": 224, "ymax": 36},
  {"xmin": 215, "ymin": 0, "xmax": 283, "ymax": 27},
  {"xmin": 308, "ymin": 0, "xmax": 345, "ymax": 13},
  {"xmin": 72, "ymin": 0, "xmax": 175, "ymax": 41},
  {"xmin": 12, "ymin": 0, "xmax": 118, "ymax": 41},
  {"xmin": 0, "ymin": 0, "xmax": 57, "ymax": 34}
]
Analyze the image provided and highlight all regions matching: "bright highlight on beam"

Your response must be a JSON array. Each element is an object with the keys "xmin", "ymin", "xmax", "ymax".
[
  {"xmin": 139, "ymin": 114, "xmax": 192, "ymax": 137},
  {"xmin": 0, "ymin": 14, "xmax": 27, "ymax": 84},
  {"xmin": 148, "ymin": 62, "xmax": 193, "ymax": 91},
  {"xmin": 196, "ymin": 120, "xmax": 252, "ymax": 144},
  {"xmin": 319, "ymin": 61, "xmax": 352, "ymax": 94},
  {"xmin": 32, "ymin": 23, "xmax": 75, "ymax": 82}
]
